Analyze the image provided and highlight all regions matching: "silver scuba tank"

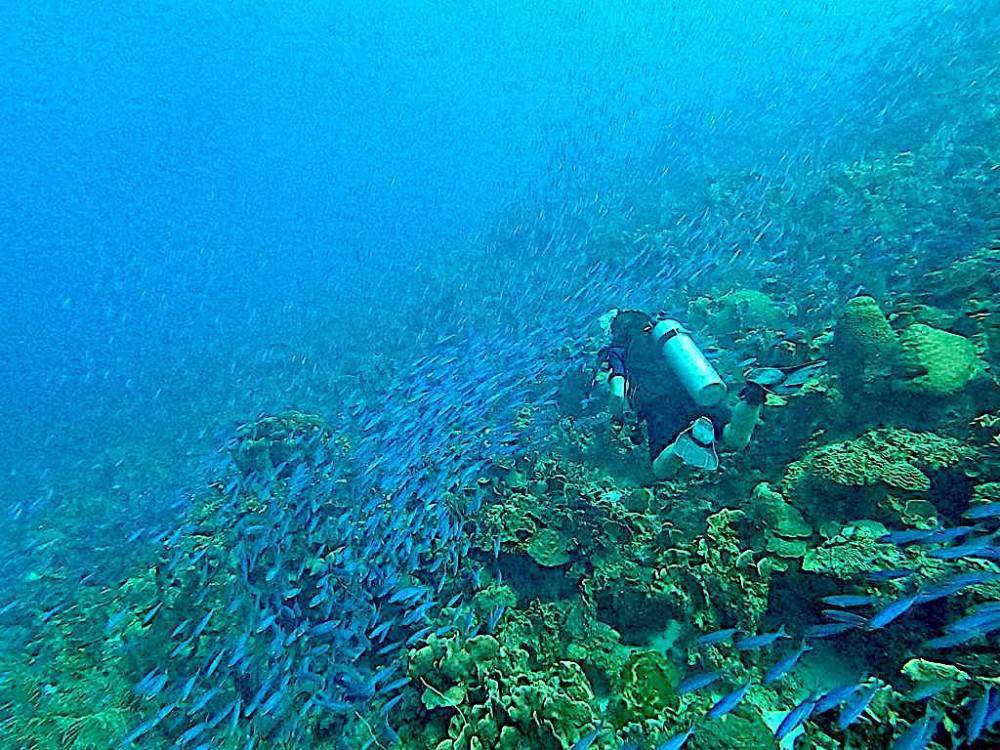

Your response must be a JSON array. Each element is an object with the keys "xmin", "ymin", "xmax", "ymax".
[{"xmin": 650, "ymin": 319, "xmax": 727, "ymax": 406}]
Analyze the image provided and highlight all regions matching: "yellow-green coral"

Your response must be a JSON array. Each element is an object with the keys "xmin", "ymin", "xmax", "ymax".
[
  {"xmin": 898, "ymin": 323, "xmax": 985, "ymax": 395},
  {"xmin": 784, "ymin": 428, "xmax": 977, "ymax": 494},
  {"xmin": 526, "ymin": 527, "xmax": 573, "ymax": 567},
  {"xmin": 802, "ymin": 521, "xmax": 903, "ymax": 578},
  {"xmin": 610, "ymin": 650, "xmax": 680, "ymax": 726},
  {"xmin": 688, "ymin": 288, "xmax": 793, "ymax": 333}
]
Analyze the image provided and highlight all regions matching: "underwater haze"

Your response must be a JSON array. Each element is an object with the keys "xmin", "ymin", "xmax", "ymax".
[{"xmin": 1, "ymin": 1, "xmax": 998, "ymax": 748}]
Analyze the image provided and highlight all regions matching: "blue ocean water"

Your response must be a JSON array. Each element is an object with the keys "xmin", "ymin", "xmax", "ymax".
[
  {"xmin": 1, "ymin": 2, "xmax": 997, "ymax": 748},
  {"xmin": 1, "ymin": 0, "xmax": 948, "ymax": 496}
]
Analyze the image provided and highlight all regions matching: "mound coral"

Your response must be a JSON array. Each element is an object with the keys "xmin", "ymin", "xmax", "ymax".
[
  {"xmin": 802, "ymin": 521, "xmax": 903, "ymax": 578},
  {"xmin": 830, "ymin": 296, "xmax": 901, "ymax": 393},
  {"xmin": 897, "ymin": 323, "xmax": 985, "ymax": 395},
  {"xmin": 688, "ymin": 288, "xmax": 794, "ymax": 333},
  {"xmin": 609, "ymin": 650, "xmax": 680, "ymax": 725}
]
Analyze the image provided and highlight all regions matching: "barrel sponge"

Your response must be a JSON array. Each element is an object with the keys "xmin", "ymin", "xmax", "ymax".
[
  {"xmin": 898, "ymin": 323, "xmax": 984, "ymax": 395},
  {"xmin": 831, "ymin": 296, "xmax": 901, "ymax": 386}
]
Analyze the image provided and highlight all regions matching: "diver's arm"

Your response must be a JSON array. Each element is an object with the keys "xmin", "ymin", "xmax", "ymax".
[{"xmin": 722, "ymin": 383, "xmax": 765, "ymax": 450}]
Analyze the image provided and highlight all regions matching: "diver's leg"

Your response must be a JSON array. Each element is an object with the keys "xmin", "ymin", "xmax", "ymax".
[
  {"xmin": 643, "ymin": 401, "xmax": 685, "ymax": 479},
  {"xmin": 721, "ymin": 384, "xmax": 765, "ymax": 451}
]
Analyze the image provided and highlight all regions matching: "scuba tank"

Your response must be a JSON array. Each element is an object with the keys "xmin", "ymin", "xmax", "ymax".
[{"xmin": 650, "ymin": 319, "xmax": 727, "ymax": 407}]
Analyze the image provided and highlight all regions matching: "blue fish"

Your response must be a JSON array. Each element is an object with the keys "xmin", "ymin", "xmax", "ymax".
[
  {"xmin": 838, "ymin": 683, "xmax": 881, "ymax": 729},
  {"xmin": 764, "ymin": 641, "xmax": 812, "ymax": 684},
  {"xmin": 657, "ymin": 726, "xmax": 694, "ymax": 750},
  {"xmin": 734, "ymin": 625, "xmax": 788, "ymax": 650},
  {"xmin": 177, "ymin": 722, "xmax": 207, "ymax": 745},
  {"xmin": 879, "ymin": 529, "xmax": 933, "ymax": 545},
  {"xmin": 928, "ymin": 538, "xmax": 995, "ymax": 560},
  {"xmin": 309, "ymin": 620, "xmax": 340, "ymax": 636},
  {"xmin": 570, "ymin": 728, "xmax": 600, "ymax": 750},
  {"xmin": 378, "ymin": 677, "xmax": 411, "ymax": 695},
  {"xmin": 819, "ymin": 594, "xmax": 876, "ymax": 608},
  {"xmin": 967, "ymin": 686, "xmax": 992, "ymax": 744},
  {"xmin": 255, "ymin": 613, "xmax": 277, "ymax": 633},
  {"xmin": 822, "ymin": 609, "xmax": 868, "ymax": 627},
  {"xmin": 891, "ymin": 710, "xmax": 939, "ymax": 750},
  {"xmin": 105, "ymin": 608, "xmax": 131, "ymax": 633},
  {"xmin": 260, "ymin": 689, "xmax": 284, "ymax": 715},
  {"xmin": 678, "ymin": 671, "xmax": 722, "ymax": 695},
  {"xmin": 805, "ymin": 622, "xmax": 855, "ymax": 639},
  {"xmin": 696, "ymin": 627, "xmax": 739, "ymax": 646},
  {"xmin": 920, "ymin": 525, "xmax": 982, "ymax": 544},
  {"xmin": 984, "ymin": 695, "xmax": 1000, "ymax": 735},
  {"xmin": 379, "ymin": 693, "xmax": 405, "ymax": 716},
  {"xmin": 187, "ymin": 686, "xmax": 221, "ymax": 715},
  {"xmin": 121, "ymin": 717, "xmax": 160, "ymax": 746},
  {"xmin": 923, "ymin": 631, "xmax": 981, "ymax": 649},
  {"xmin": 775, "ymin": 692, "xmax": 819, "ymax": 740},
  {"xmin": 868, "ymin": 595, "xmax": 918, "ymax": 630},
  {"xmin": 964, "ymin": 502, "xmax": 1000, "ymax": 520},
  {"xmin": 946, "ymin": 607, "xmax": 1000, "ymax": 634},
  {"xmin": 708, "ymin": 682, "xmax": 751, "ymax": 719},
  {"xmin": 178, "ymin": 675, "xmax": 197, "ymax": 702},
  {"xmin": 867, "ymin": 568, "xmax": 917, "ymax": 582},
  {"xmin": 904, "ymin": 680, "xmax": 949, "ymax": 702},
  {"xmin": 813, "ymin": 683, "xmax": 858, "ymax": 714},
  {"xmin": 916, "ymin": 571, "xmax": 1000, "ymax": 603}
]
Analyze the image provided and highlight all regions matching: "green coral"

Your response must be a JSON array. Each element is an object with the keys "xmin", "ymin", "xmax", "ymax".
[
  {"xmin": 802, "ymin": 521, "xmax": 902, "ymax": 578},
  {"xmin": 526, "ymin": 527, "xmax": 573, "ymax": 567},
  {"xmin": 406, "ymin": 627, "xmax": 600, "ymax": 750},
  {"xmin": 898, "ymin": 323, "xmax": 985, "ymax": 395},
  {"xmin": 227, "ymin": 410, "xmax": 334, "ymax": 476},
  {"xmin": 831, "ymin": 295, "xmax": 901, "ymax": 391},
  {"xmin": 688, "ymin": 288, "xmax": 793, "ymax": 333},
  {"xmin": 691, "ymin": 712, "xmax": 778, "ymax": 750},
  {"xmin": 610, "ymin": 650, "xmax": 680, "ymax": 726},
  {"xmin": 751, "ymin": 485, "xmax": 812, "ymax": 537},
  {"xmin": 785, "ymin": 428, "xmax": 976, "ymax": 495}
]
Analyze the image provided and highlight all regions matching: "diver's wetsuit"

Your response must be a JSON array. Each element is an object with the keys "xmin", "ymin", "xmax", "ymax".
[{"xmin": 607, "ymin": 311, "xmax": 731, "ymax": 460}]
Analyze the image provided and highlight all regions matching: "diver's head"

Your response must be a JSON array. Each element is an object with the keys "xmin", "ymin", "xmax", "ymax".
[{"xmin": 611, "ymin": 310, "xmax": 653, "ymax": 344}]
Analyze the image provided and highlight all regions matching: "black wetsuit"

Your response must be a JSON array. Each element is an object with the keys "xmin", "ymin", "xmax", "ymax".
[{"xmin": 607, "ymin": 311, "xmax": 731, "ymax": 460}]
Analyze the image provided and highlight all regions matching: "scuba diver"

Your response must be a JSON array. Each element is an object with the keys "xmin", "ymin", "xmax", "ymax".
[{"xmin": 596, "ymin": 309, "xmax": 821, "ymax": 478}]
